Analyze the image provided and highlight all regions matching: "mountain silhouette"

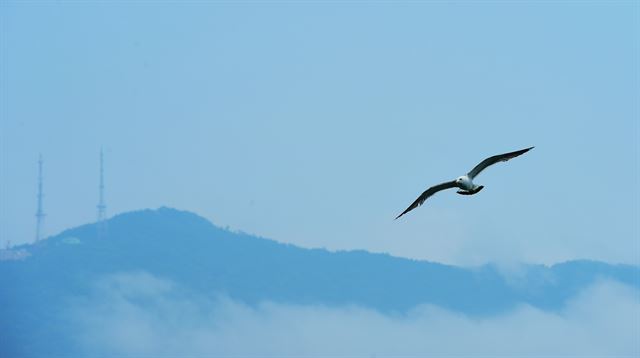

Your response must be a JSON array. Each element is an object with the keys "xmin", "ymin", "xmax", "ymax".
[{"xmin": 1, "ymin": 207, "xmax": 638, "ymax": 356}]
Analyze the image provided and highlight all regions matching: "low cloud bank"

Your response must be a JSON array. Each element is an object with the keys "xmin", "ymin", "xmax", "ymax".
[{"xmin": 69, "ymin": 272, "xmax": 640, "ymax": 357}]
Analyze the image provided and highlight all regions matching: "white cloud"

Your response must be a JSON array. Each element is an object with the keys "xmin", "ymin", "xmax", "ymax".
[{"xmin": 69, "ymin": 272, "xmax": 640, "ymax": 357}]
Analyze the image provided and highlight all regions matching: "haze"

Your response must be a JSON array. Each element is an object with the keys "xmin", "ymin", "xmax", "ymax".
[{"xmin": 1, "ymin": 2, "xmax": 638, "ymax": 266}]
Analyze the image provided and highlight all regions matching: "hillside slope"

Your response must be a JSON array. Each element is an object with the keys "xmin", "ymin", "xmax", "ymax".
[{"xmin": 1, "ymin": 207, "xmax": 637, "ymax": 356}]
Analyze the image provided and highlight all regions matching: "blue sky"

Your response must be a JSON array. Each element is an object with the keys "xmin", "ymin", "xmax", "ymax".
[{"xmin": 1, "ymin": 1, "xmax": 638, "ymax": 265}]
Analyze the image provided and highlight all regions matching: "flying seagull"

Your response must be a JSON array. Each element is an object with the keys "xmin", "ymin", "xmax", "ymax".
[{"xmin": 395, "ymin": 147, "xmax": 534, "ymax": 219}]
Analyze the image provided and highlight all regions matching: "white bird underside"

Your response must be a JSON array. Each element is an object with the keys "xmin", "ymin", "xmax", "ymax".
[{"xmin": 395, "ymin": 147, "xmax": 534, "ymax": 219}]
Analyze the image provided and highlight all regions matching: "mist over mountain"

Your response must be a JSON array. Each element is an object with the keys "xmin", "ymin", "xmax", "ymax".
[{"xmin": 1, "ymin": 208, "xmax": 638, "ymax": 356}]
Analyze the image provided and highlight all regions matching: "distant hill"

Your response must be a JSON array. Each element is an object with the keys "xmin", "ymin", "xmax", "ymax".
[{"xmin": 1, "ymin": 207, "xmax": 638, "ymax": 356}]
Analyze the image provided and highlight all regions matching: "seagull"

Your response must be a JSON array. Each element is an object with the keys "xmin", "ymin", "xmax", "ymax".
[{"xmin": 395, "ymin": 147, "xmax": 534, "ymax": 219}]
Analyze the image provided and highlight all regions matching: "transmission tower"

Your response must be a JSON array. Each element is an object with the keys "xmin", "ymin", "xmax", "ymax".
[
  {"xmin": 97, "ymin": 148, "xmax": 107, "ymax": 237},
  {"xmin": 35, "ymin": 154, "xmax": 45, "ymax": 242}
]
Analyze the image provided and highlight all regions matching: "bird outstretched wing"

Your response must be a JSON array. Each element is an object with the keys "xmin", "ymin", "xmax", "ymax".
[
  {"xmin": 467, "ymin": 147, "xmax": 534, "ymax": 179},
  {"xmin": 395, "ymin": 180, "xmax": 458, "ymax": 219}
]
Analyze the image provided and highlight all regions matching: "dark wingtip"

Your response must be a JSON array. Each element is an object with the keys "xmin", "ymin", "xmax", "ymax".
[
  {"xmin": 395, "ymin": 209, "xmax": 409, "ymax": 220},
  {"xmin": 517, "ymin": 146, "xmax": 534, "ymax": 155}
]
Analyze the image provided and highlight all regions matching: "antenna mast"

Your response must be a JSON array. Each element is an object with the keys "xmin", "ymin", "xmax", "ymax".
[
  {"xmin": 35, "ymin": 154, "xmax": 45, "ymax": 242},
  {"xmin": 97, "ymin": 149, "xmax": 107, "ymax": 237}
]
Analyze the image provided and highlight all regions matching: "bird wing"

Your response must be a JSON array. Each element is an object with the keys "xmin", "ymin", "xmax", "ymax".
[
  {"xmin": 395, "ymin": 180, "xmax": 458, "ymax": 219},
  {"xmin": 467, "ymin": 147, "xmax": 534, "ymax": 179}
]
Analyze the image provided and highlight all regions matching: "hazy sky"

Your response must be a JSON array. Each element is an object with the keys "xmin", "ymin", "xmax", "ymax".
[{"xmin": 1, "ymin": 1, "xmax": 638, "ymax": 265}]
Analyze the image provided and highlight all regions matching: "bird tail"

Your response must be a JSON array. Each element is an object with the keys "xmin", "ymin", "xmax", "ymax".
[{"xmin": 456, "ymin": 185, "xmax": 484, "ymax": 195}]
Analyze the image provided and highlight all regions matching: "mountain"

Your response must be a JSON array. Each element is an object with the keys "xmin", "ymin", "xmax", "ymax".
[{"xmin": 1, "ymin": 207, "xmax": 638, "ymax": 356}]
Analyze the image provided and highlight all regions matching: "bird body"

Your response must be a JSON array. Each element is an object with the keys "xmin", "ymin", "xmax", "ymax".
[
  {"xmin": 395, "ymin": 147, "xmax": 533, "ymax": 219},
  {"xmin": 455, "ymin": 175, "xmax": 474, "ymax": 191}
]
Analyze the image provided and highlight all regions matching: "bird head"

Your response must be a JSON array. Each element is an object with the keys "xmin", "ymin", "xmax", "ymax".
[{"xmin": 455, "ymin": 176, "xmax": 471, "ymax": 187}]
